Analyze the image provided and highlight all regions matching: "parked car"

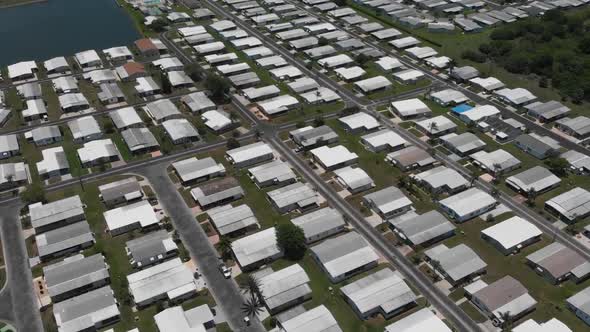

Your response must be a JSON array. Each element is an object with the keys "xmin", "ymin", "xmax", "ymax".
[{"xmin": 218, "ymin": 263, "xmax": 232, "ymax": 278}]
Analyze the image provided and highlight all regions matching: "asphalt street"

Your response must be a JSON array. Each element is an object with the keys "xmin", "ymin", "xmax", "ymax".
[
  {"xmin": 0, "ymin": 203, "xmax": 43, "ymax": 332},
  {"xmin": 138, "ymin": 166, "xmax": 265, "ymax": 332}
]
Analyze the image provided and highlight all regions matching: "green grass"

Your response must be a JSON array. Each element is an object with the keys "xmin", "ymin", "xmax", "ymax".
[
  {"xmin": 40, "ymin": 82, "xmax": 62, "ymax": 121},
  {"xmin": 37, "ymin": 176, "xmax": 220, "ymax": 332},
  {"xmin": 459, "ymin": 302, "xmax": 487, "ymax": 323},
  {"xmin": 438, "ymin": 216, "xmax": 590, "ymax": 330}
]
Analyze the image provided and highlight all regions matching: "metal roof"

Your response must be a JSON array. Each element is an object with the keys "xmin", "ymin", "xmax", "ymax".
[
  {"xmin": 208, "ymin": 204, "xmax": 258, "ymax": 235},
  {"xmin": 259, "ymin": 264, "xmax": 311, "ymax": 311},
  {"xmin": 424, "ymin": 244, "xmax": 487, "ymax": 282},
  {"xmin": 390, "ymin": 210, "xmax": 455, "ymax": 246},
  {"xmin": 291, "ymin": 207, "xmax": 345, "ymax": 242},
  {"xmin": 363, "ymin": 186, "xmax": 413, "ymax": 216},
  {"xmin": 44, "ymin": 254, "xmax": 109, "ymax": 299},
  {"xmin": 506, "ymin": 166, "xmax": 560, "ymax": 193}
]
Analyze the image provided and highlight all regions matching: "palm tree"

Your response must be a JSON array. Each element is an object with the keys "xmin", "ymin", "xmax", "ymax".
[
  {"xmin": 490, "ymin": 187, "xmax": 500, "ymax": 199},
  {"xmin": 428, "ymin": 121, "xmax": 439, "ymax": 135},
  {"xmin": 217, "ymin": 236, "xmax": 233, "ymax": 260},
  {"xmin": 492, "ymin": 163, "xmax": 502, "ymax": 176},
  {"xmin": 526, "ymin": 188, "xmax": 538, "ymax": 206},
  {"xmin": 469, "ymin": 175, "xmax": 477, "ymax": 187},
  {"xmin": 239, "ymin": 274, "xmax": 264, "ymax": 304},
  {"xmin": 499, "ymin": 311, "xmax": 513, "ymax": 331},
  {"xmin": 241, "ymin": 296, "xmax": 264, "ymax": 318}
]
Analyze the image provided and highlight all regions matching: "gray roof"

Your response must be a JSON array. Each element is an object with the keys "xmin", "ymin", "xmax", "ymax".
[
  {"xmin": 514, "ymin": 134, "xmax": 554, "ymax": 155},
  {"xmin": 36, "ymin": 221, "xmax": 94, "ymax": 258},
  {"xmin": 451, "ymin": 66, "xmax": 479, "ymax": 80},
  {"xmin": 0, "ymin": 134, "xmax": 19, "ymax": 153},
  {"xmin": 43, "ymin": 254, "xmax": 109, "ymax": 299},
  {"xmin": 310, "ymin": 232, "xmax": 379, "ymax": 278},
  {"xmin": 30, "ymin": 195, "xmax": 85, "ymax": 230},
  {"xmin": 67, "ymin": 116, "xmax": 101, "ymax": 141},
  {"xmin": 473, "ymin": 276, "xmax": 536, "ymax": 315},
  {"xmin": 259, "ymin": 264, "xmax": 311, "ymax": 311},
  {"xmin": 162, "ymin": 119, "xmax": 199, "ymax": 142},
  {"xmin": 191, "ymin": 177, "xmax": 244, "ymax": 207},
  {"xmin": 525, "ymin": 100, "xmax": 570, "ymax": 120},
  {"xmin": 109, "ymin": 107, "xmax": 143, "ymax": 129},
  {"xmin": 208, "ymin": 204, "xmax": 258, "ymax": 235},
  {"xmin": 546, "ymin": 187, "xmax": 590, "ymax": 221},
  {"xmin": 567, "ymin": 286, "xmax": 590, "ymax": 316},
  {"xmin": 0, "ymin": 162, "xmax": 27, "ymax": 185},
  {"xmin": 424, "ymin": 244, "xmax": 487, "ymax": 282},
  {"xmin": 386, "ymin": 146, "xmax": 435, "ymax": 168},
  {"xmin": 363, "ymin": 186, "xmax": 412, "ymax": 216},
  {"xmin": 556, "ymin": 116, "xmax": 590, "ymax": 136},
  {"xmin": 121, "ymin": 127, "xmax": 159, "ymax": 152},
  {"xmin": 340, "ymin": 268, "xmax": 416, "ymax": 316},
  {"xmin": 181, "ymin": 91, "xmax": 216, "ymax": 113},
  {"xmin": 145, "ymin": 99, "xmax": 181, "ymax": 122},
  {"xmin": 390, "ymin": 210, "xmax": 455, "ymax": 246},
  {"xmin": 506, "ymin": 166, "xmax": 560, "ymax": 193},
  {"xmin": 17, "ymin": 82, "xmax": 42, "ymax": 99},
  {"xmin": 441, "ymin": 132, "xmax": 485, "ymax": 155},
  {"xmin": 290, "ymin": 125, "xmax": 338, "ymax": 148},
  {"xmin": 97, "ymin": 83, "xmax": 124, "ymax": 102},
  {"xmin": 172, "ymin": 157, "xmax": 225, "ymax": 183},
  {"xmin": 291, "ymin": 207, "xmax": 345, "ymax": 241},
  {"xmin": 526, "ymin": 242, "xmax": 589, "ymax": 280},
  {"xmin": 32, "ymin": 125, "xmax": 62, "ymax": 142},
  {"xmin": 414, "ymin": 166, "xmax": 468, "ymax": 192},
  {"xmin": 248, "ymin": 160, "xmax": 296, "ymax": 186},
  {"xmin": 53, "ymin": 286, "xmax": 119, "ymax": 332},
  {"xmin": 469, "ymin": 149, "xmax": 521, "ymax": 173},
  {"xmin": 125, "ymin": 230, "xmax": 178, "ymax": 268},
  {"xmin": 267, "ymin": 182, "xmax": 318, "ymax": 210},
  {"xmin": 98, "ymin": 177, "xmax": 142, "ymax": 203}
]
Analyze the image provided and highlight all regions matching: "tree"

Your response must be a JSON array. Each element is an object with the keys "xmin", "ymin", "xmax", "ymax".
[
  {"xmin": 490, "ymin": 187, "xmax": 500, "ymax": 198},
  {"xmin": 150, "ymin": 19, "xmax": 168, "ymax": 32},
  {"xmin": 499, "ymin": 311, "xmax": 514, "ymax": 331},
  {"xmin": 217, "ymin": 236, "xmax": 233, "ymax": 260},
  {"xmin": 295, "ymin": 121, "xmax": 306, "ymax": 128},
  {"xmin": 428, "ymin": 121, "xmax": 438, "ymax": 134},
  {"xmin": 226, "ymin": 138, "xmax": 241, "ymax": 149},
  {"xmin": 239, "ymin": 274, "xmax": 264, "ymax": 304},
  {"xmin": 486, "ymin": 214, "xmax": 495, "ymax": 223},
  {"xmin": 318, "ymin": 37, "xmax": 329, "ymax": 46},
  {"xmin": 545, "ymin": 157, "xmax": 569, "ymax": 177},
  {"xmin": 103, "ymin": 120, "xmax": 115, "ymax": 134},
  {"xmin": 355, "ymin": 53, "xmax": 371, "ymax": 68},
  {"xmin": 526, "ymin": 188, "xmax": 538, "ymax": 206},
  {"xmin": 185, "ymin": 63, "xmax": 203, "ymax": 81},
  {"xmin": 21, "ymin": 182, "xmax": 46, "ymax": 206},
  {"xmin": 313, "ymin": 116, "xmax": 324, "ymax": 127},
  {"xmin": 160, "ymin": 71, "xmax": 172, "ymax": 94},
  {"xmin": 276, "ymin": 222, "xmax": 307, "ymax": 260},
  {"xmin": 333, "ymin": 0, "xmax": 346, "ymax": 5},
  {"xmin": 205, "ymin": 72, "xmax": 231, "ymax": 102},
  {"xmin": 241, "ymin": 296, "xmax": 264, "ymax": 318}
]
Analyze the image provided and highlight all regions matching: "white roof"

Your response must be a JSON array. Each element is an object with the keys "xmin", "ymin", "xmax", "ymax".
[
  {"xmin": 391, "ymin": 99, "xmax": 431, "ymax": 117},
  {"xmin": 394, "ymin": 69, "xmax": 425, "ymax": 82},
  {"xmin": 103, "ymin": 200, "xmax": 159, "ymax": 233},
  {"xmin": 155, "ymin": 305, "xmax": 213, "ymax": 332},
  {"xmin": 513, "ymin": 318, "xmax": 572, "ymax": 332},
  {"xmin": 243, "ymin": 85, "xmax": 281, "ymax": 100},
  {"xmin": 495, "ymin": 88, "xmax": 536, "ymax": 105},
  {"xmin": 231, "ymin": 37, "xmax": 262, "ymax": 49},
  {"xmin": 37, "ymin": 147, "xmax": 69, "ymax": 175},
  {"xmin": 545, "ymin": 187, "xmax": 590, "ymax": 221},
  {"xmin": 361, "ymin": 129, "xmax": 406, "ymax": 150},
  {"xmin": 83, "ymin": 69, "xmax": 117, "ymax": 84},
  {"xmin": 469, "ymin": 77, "xmax": 505, "ymax": 91},
  {"xmin": 288, "ymin": 77, "xmax": 320, "ymax": 93},
  {"xmin": 231, "ymin": 227, "xmax": 281, "ymax": 267},
  {"xmin": 68, "ymin": 116, "xmax": 101, "ymax": 141},
  {"xmin": 375, "ymin": 56, "xmax": 403, "ymax": 71},
  {"xmin": 281, "ymin": 305, "xmax": 342, "ymax": 332},
  {"xmin": 77, "ymin": 139, "xmax": 118, "ymax": 165},
  {"xmin": 334, "ymin": 166, "xmax": 374, "ymax": 191},
  {"xmin": 152, "ymin": 57, "xmax": 183, "ymax": 70},
  {"xmin": 339, "ymin": 112, "xmax": 379, "ymax": 131},
  {"xmin": 371, "ymin": 28, "xmax": 402, "ymax": 39},
  {"xmin": 127, "ymin": 258, "xmax": 196, "ymax": 304},
  {"xmin": 59, "ymin": 93, "xmax": 89, "ymax": 109},
  {"xmin": 505, "ymin": 166, "xmax": 561, "ymax": 193},
  {"xmin": 318, "ymin": 54, "xmax": 354, "ymax": 68},
  {"xmin": 168, "ymin": 71, "xmax": 193, "ymax": 87},
  {"xmin": 162, "ymin": 119, "xmax": 199, "ymax": 142},
  {"xmin": 430, "ymin": 89, "xmax": 469, "ymax": 105},
  {"xmin": 311, "ymin": 145, "xmax": 358, "ymax": 169},
  {"xmin": 385, "ymin": 308, "xmax": 452, "ymax": 332},
  {"xmin": 202, "ymin": 110, "xmax": 231, "ymax": 131},
  {"xmin": 243, "ymin": 46, "xmax": 273, "ymax": 58},
  {"xmin": 354, "ymin": 76, "xmax": 392, "ymax": 93},
  {"xmin": 194, "ymin": 41, "xmax": 226, "ymax": 54},
  {"xmin": 178, "ymin": 25, "xmax": 207, "ymax": 37},
  {"xmin": 210, "ymin": 19, "xmax": 237, "ymax": 32},
  {"xmin": 460, "ymin": 105, "xmax": 500, "ymax": 122},
  {"xmin": 258, "ymin": 94, "xmax": 300, "ymax": 115},
  {"xmin": 103, "ymin": 46, "xmax": 132, "ymax": 59},
  {"xmin": 439, "ymin": 187, "xmax": 496, "ymax": 219},
  {"xmin": 300, "ymin": 87, "xmax": 341, "ymax": 103},
  {"xmin": 208, "ymin": 204, "xmax": 258, "ymax": 235},
  {"xmin": 406, "ymin": 46, "xmax": 437, "ymax": 59},
  {"xmin": 258, "ymin": 264, "xmax": 311, "ymax": 310},
  {"xmin": 23, "ymin": 99, "xmax": 47, "ymax": 118},
  {"xmin": 334, "ymin": 66, "xmax": 366, "ymax": 80},
  {"xmin": 53, "ymin": 286, "xmax": 119, "ymax": 332},
  {"xmin": 255, "ymin": 55, "xmax": 287, "ymax": 68},
  {"xmin": 269, "ymin": 65, "xmax": 303, "ymax": 80},
  {"xmin": 172, "ymin": 157, "xmax": 225, "ymax": 183},
  {"xmin": 481, "ymin": 216, "xmax": 542, "ymax": 250},
  {"xmin": 8, "ymin": 60, "xmax": 37, "ymax": 79},
  {"xmin": 75, "ymin": 50, "xmax": 101, "ymax": 65},
  {"xmin": 248, "ymin": 160, "xmax": 296, "ymax": 185},
  {"xmin": 226, "ymin": 141, "xmax": 273, "ymax": 164},
  {"xmin": 415, "ymin": 115, "xmax": 457, "ymax": 135},
  {"xmin": 44, "ymin": 57, "xmax": 69, "ymax": 72},
  {"xmin": 425, "ymin": 56, "xmax": 452, "ymax": 69},
  {"xmin": 109, "ymin": 107, "xmax": 143, "ymax": 129},
  {"xmin": 390, "ymin": 36, "xmax": 420, "ymax": 48},
  {"xmin": 470, "ymin": 149, "xmax": 520, "ymax": 172},
  {"xmin": 414, "ymin": 166, "xmax": 468, "ymax": 191},
  {"xmin": 311, "ymin": 232, "xmax": 379, "ymax": 279}
]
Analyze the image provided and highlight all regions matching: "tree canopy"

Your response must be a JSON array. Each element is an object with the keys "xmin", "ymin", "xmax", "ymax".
[{"xmin": 276, "ymin": 222, "xmax": 307, "ymax": 260}]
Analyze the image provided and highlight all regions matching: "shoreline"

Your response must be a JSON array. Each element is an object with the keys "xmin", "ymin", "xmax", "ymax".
[{"xmin": 0, "ymin": 0, "xmax": 47, "ymax": 9}]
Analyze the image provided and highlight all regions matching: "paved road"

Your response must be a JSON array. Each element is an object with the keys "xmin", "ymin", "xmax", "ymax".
[
  {"xmin": 138, "ymin": 166, "xmax": 265, "ymax": 332},
  {"xmin": 0, "ymin": 203, "xmax": 43, "ymax": 332}
]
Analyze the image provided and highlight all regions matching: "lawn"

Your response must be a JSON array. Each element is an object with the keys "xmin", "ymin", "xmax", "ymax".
[
  {"xmin": 37, "ymin": 175, "xmax": 221, "ymax": 332},
  {"xmin": 437, "ymin": 215, "xmax": 590, "ymax": 330}
]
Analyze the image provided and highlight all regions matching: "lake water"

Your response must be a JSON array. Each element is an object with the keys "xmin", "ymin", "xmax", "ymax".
[{"xmin": 0, "ymin": 0, "xmax": 140, "ymax": 66}]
